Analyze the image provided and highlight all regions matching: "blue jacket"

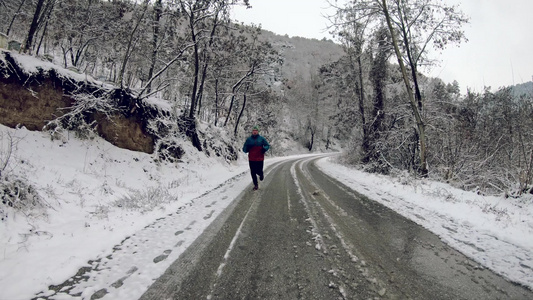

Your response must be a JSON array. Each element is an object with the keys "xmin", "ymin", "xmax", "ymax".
[{"xmin": 243, "ymin": 135, "xmax": 270, "ymax": 161}]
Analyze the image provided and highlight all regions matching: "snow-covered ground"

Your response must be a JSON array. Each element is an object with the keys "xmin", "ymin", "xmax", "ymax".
[{"xmin": 0, "ymin": 124, "xmax": 532, "ymax": 300}]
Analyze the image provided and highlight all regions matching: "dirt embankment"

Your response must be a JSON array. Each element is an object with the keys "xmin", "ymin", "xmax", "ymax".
[{"xmin": 0, "ymin": 51, "xmax": 155, "ymax": 154}]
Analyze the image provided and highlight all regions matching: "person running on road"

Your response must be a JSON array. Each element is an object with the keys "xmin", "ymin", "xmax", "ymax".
[{"xmin": 242, "ymin": 125, "xmax": 270, "ymax": 190}]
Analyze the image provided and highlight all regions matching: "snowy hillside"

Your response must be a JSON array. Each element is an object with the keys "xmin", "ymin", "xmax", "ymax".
[{"xmin": 0, "ymin": 123, "xmax": 253, "ymax": 299}]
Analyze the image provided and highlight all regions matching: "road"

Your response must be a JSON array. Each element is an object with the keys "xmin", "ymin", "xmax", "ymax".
[{"xmin": 140, "ymin": 155, "xmax": 533, "ymax": 300}]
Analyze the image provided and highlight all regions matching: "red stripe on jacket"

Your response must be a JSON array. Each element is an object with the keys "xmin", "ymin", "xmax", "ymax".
[{"xmin": 248, "ymin": 146, "xmax": 264, "ymax": 161}]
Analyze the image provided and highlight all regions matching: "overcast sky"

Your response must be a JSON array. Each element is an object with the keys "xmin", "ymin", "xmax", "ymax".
[{"xmin": 232, "ymin": 0, "xmax": 533, "ymax": 94}]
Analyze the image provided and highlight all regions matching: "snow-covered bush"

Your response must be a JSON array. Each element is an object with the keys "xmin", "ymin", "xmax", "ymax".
[
  {"xmin": 0, "ymin": 174, "xmax": 47, "ymax": 222},
  {"xmin": 147, "ymin": 113, "xmax": 187, "ymax": 163},
  {"xmin": 202, "ymin": 137, "xmax": 238, "ymax": 163},
  {"xmin": 46, "ymin": 92, "xmax": 116, "ymax": 141},
  {"xmin": 0, "ymin": 130, "xmax": 19, "ymax": 177},
  {"xmin": 112, "ymin": 186, "xmax": 175, "ymax": 212},
  {"xmin": 0, "ymin": 130, "xmax": 46, "ymax": 222},
  {"xmin": 155, "ymin": 138, "xmax": 185, "ymax": 163}
]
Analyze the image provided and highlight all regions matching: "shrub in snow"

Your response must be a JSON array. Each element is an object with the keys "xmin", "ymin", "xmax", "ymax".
[
  {"xmin": 198, "ymin": 125, "xmax": 239, "ymax": 163},
  {"xmin": 0, "ymin": 175, "xmax": 47, "ymax": 221},
  {"xmin": 361, "ymin": 158, "xmax": 391, "ymax": 175},
  {"xmin": 112, "ymin": 186, "xmax": 174, "ymax": 212},
  {"xmin": 155, "ymin": 139, "xmax": 185, "ymax": 163},
  {"xmin": 45, "ymin": 92, "xmax": 117, "ymax": 141},
  {"xmin": 90, "ymin": 205, "xmax": 110, "ymax": 220},
  {"xmin": 0, "ymin": 130, "xmax": 46, "ymax": 221},
  {"xmin": 148, "ymin": 115, "xmax": 187, "ymax": 163},
  {"xmin": 202, "ymin": 138, "xmax": 238, "ymax": 162},
  {"xmin": 0, "ymin": 129, "xmax": 21, "ymax": 177}
]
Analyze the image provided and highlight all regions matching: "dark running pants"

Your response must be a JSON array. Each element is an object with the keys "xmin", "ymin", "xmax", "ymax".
[{"xmin": 249, "ymin": 161, "xmax": 264, "ymax": 186}]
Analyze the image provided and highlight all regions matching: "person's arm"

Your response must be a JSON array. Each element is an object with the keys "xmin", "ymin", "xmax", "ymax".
[
  {"xmin": 261, "ymin": 137, "xmax": 270, "ymax": 153},
  {"xmin": 242, "ymin": 139, "xmax": 249, "ymax": 153}
]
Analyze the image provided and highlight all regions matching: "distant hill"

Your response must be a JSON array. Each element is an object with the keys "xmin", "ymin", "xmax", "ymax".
[
  {"xmin": 259, "ymin": 30, "xmax": 344, "ymax": 83},
  {"xmin": 511, "ymin": 81, "xmax": 533, "ymax": 97}
]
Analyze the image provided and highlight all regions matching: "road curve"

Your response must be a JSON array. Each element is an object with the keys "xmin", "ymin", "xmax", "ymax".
[{"xmin": 140, "ymin": 155, "xmax": 533, "ymax": 300}]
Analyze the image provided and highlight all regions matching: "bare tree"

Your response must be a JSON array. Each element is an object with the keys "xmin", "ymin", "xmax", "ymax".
[
  {"xmin": 330, "ymin": 6, "xmax": 370, "ymax": 157},
  {"xmin": 0, "ymin": 130, "xmax": 22, "ymax": 178},
  {"xmin": 118, "ymin": 0, "xmax": 150, "ymax": 88},
  {"xmin": 5, "ymin": 0, "xmax": 27, "ymax": 36},
  {"xmin": 176, "ymin": 0, "xmax": 250, "ymax": 150},
  {"xmin": 146, "ymin": 0, "xmax": 163, "ymax": 94},
  {"xmin": 22, "ymin": 0, "xmax": 50, "ymax": 54},
  {"xmin": 365, "ymin": 26, "xmax": 391, "ymax": 166},
  {"xmin": 333, "ymin": 0, "xmax": 468, "ymax": 176}
]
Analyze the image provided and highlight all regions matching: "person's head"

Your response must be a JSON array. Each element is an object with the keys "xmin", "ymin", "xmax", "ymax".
[{"xmin": 252, "ymin": 125, "xmax": 259, "ymax": 136}]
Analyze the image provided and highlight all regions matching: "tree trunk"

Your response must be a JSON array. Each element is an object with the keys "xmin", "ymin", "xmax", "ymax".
[
  {"xmin": 7, "ymin": 0, "xmax": 26, "ymax": 36},
  {"xmin": 365, "ymin": 27, "xmax": 389, "ymax": 164},
  {"xmin": 146, "ymin": 0, "xmax": 162, "ymax": 94},
  {"xmin": 307, "ymin": 121, "xmax": 315, "ymax": 151},
  {"xmin": 224, "ymin": 69, "xmax": 254, "ymax": 127},
  {"xmin": 195, "ymin": 8, "xmax": 221, "ymax": 118},
  {"xmin": 224, "ymin": 93, "xmax": 236, "ymax": 127},
  {"xmin": 35, "ymin": 18, "xmax": 49, "ymax": 56},
  {"xmin": 234, "ymin": 85, "xmax": 250, "ymax": 136},
  {"xmin": 23, "ymin": 0, "xmax": 46, "ymax": 54},
  {"xmin": 357, "ymin": 52, "xmax": 370, "ymax": 159},
  {"xmin": 184, "ymin": 21, "xmax": 202, "ymax": 150},
  {"xmin": 188, "ymin": 23, "xmax": 200, "ymax": 119},
  {"xmin": 381, "ymin": 0, "xmax": 428, "ymax": 176},
  {"xmin": 196, "ymin": 55, "xmax": 209, "ymax": 116},
  {"xmin": 180, "ymin": 116, "xmax": 202, "ymax": 152},
  {"xmin": 214, "ymin": 78, "xmax": 219, "ymax": 127},
  {"xmin": 118, "ymin": 0, "xmax": 149, "ymax": 88},
  {"xmin": 395, "ymin": 1, "xmax": 424, "ymax": 111}
]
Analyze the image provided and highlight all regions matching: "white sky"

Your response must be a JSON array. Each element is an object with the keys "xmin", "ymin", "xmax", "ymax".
[{"xmin": 232, "ymin": 0, "xmax": 533, "ymax": 94}]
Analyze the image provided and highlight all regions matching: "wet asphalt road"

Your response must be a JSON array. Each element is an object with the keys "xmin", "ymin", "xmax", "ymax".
[{"xmin": 140, "ymin": 155, "xmax": 533, "ymax": 300}]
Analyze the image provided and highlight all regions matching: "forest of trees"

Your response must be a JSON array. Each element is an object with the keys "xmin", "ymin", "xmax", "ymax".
[
  {"xmin": 1, "ymin": 0, "xmax": 282, "ymax": 151},
  {"xmin": 1, "ymin": 0, "xmax": 532, "ymax": 196},
  {"xmin": 323, "ymin": 0, "xmax": 533, "ymax": 195}
]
